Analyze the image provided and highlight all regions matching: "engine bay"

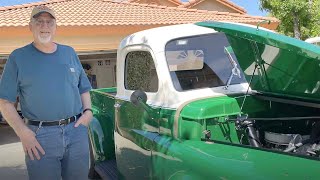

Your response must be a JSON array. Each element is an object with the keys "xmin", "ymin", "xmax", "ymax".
[
  {"xmin": 199, "ymin": 94, "xmax": 320, "ymax": 159},
  {"xmin": 235, "ymin": 116, "xmax": 320, "ymax": 158}
]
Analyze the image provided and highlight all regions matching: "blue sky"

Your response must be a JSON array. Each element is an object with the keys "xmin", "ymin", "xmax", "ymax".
[
  {"xmin": 229, "ymin": 0, "xmax": 267, "ymax": 16},
  {"xmin": 0, "ymin": 0, "xmax": 267, "ymax": 16}
]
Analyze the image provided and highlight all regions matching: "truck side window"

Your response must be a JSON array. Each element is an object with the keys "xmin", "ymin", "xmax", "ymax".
[{"xmin": 125, "ymin": 51, "xmax": 159, "ymax": 92}]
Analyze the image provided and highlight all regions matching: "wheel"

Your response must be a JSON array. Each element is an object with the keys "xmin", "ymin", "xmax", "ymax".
[{"xmin": 88, "ymin": 137, "xmax": 101, "ymax": 179}]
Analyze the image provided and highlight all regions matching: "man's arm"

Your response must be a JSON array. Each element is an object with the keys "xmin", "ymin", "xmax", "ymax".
[
  {"xmin": 0, "ymin": 99, "xmax": 45, "ymax": 160},
  {"xmin": 74, "ymin": 91, "xmax": 93, "ymax": 127},
  {"xmin": 0, "ymin": 99, "xmax": 25, "ymax": 134}
]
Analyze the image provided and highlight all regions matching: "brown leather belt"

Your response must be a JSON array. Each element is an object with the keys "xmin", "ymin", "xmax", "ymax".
[{"xmin": 25, "ymin": 114, "xmax": 82, "ymax": 126}]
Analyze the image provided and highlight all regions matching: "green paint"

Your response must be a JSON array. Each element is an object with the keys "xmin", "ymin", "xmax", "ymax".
[
  {"xmin": 152, "ymin": 136, "xmax": 320, "ymax": 179},
  {"xmin": 89, "ymin": 88, "xmax": 117, "ymax": 162},
  {"xmin": 180, "ymin": 96, "xmax": 241, "ymax": 119},
  {"xmin": 196, "ymin": 21, "xmax": 320, "ymax": 101},
  {"xmin": 88, "ymin": 22, "xmax": 320, "ymax": 179}
]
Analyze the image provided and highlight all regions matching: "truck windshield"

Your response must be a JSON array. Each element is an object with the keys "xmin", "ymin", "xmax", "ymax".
[{"xmin": 165, "ymin": 33, "xmax": 247, "ymax": 91}]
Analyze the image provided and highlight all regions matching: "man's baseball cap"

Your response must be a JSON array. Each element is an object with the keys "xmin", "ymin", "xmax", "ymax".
[{"xmin": 30, "ymin": 6, "xmax": 56, "ymax": 20}]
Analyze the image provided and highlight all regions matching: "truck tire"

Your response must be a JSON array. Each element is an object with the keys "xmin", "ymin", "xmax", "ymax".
[{"xmin": 88, "ymin": 139, "xmax": 101, "ymax": 179}]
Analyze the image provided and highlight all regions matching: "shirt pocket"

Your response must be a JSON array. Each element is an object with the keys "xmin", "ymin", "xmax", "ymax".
[{"xmin": 65, "ymin": 64, "xmax": 79, "ymax": 87}]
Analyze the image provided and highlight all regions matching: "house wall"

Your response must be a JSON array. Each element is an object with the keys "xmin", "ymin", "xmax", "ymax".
[
  {"xmin": 81, "ymin": 53, "xmax": 117, "ymax": 88},
  {"xmin": 93, "ymin": 59, "xmax": 117, "ymax": 88},
  {"xmin": 192, "ymin": 0, "xmax": 239, "ymax": 13},
  {"xmin": 0, "ymin": 25, "xmax": 161, "ymax": 88},
  {"xmin": 0, "ymin": 25, "xmax": 161, "ymax": 55}
]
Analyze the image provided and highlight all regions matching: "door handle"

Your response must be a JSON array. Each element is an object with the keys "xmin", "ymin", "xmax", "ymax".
[{"xmin": 114, "ymin": 103, "xmax": 122, "ymax": 113}]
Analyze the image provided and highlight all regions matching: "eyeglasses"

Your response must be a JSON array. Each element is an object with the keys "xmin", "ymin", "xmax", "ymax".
[{"xmin": 32, "ymin": 18, "xmax": 55, "ymax": 27}]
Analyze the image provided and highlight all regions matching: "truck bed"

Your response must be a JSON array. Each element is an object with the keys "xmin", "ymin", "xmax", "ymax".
[
  {"xmin": 93, "ymin": 87, "xmax": 117, "ymax": 96},
  {"xmin": 90, "ymin": 87, "xmax": 117, "ymax": 119},
  {"xmin": 89, "ymin": 87, "xmax": 118, "ymax": 179}
]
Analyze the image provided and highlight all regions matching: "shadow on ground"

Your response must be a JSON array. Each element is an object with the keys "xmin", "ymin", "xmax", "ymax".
[
  {"xmin": 0, "ymin": 124, "xmax": 20, "ymax": 145},
  {"xmin": 0, "ymin": 166, "xmax": 28, "ymax": 180},
  {"xmin": 0, "ymin": 124, "xmax": 28, "ymax": 179}
]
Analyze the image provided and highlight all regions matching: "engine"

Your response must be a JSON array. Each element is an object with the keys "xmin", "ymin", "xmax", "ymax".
[{"xmin": 237, "ymin": 117, "xmax": 320, "ymax": 158}]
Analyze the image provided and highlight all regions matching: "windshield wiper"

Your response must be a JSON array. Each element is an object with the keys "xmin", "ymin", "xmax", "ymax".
[{"xmin": 224, "ymin": 46, "xmax": 241, "ymax": 89}]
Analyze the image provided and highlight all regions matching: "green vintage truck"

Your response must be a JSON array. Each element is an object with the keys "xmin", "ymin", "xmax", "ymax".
[{"xmin": 87, "ymin": 21, "xmax": 320, "ymax": 179}]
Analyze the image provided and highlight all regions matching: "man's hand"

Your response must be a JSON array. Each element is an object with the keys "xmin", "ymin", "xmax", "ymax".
[
  {"xmin": 0, "ymin": 99, "xmax": 45, "ymax": 160},
  {"xmin": 74, "ymin": 111, "xmax": 93, "ymax": 127},
  {"xmin": 18, "ymin": 127, "xmax": 45, "ymax": 160}
]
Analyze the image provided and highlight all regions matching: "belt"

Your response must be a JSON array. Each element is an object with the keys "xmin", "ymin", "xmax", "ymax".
[{"xmin": 25, "ymin": 114, "xmax": 82, "ymax": 126}]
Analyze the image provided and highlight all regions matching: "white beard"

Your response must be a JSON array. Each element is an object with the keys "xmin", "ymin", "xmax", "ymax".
[{"xmin": 37, "ymin": 34, "xmax": 51, "ymax": 44}]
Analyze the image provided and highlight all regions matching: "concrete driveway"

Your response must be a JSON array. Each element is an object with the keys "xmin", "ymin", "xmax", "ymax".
[{"xmin": 0, "ymin": 124, "xmax": 28, "ymax": 180}]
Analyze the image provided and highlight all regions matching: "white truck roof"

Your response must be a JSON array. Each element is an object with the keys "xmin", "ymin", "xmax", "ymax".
[
  {"xmin": 305, "ymin": 37, "xmax": 320, "ymax": 44},
  {"xmin": 117, "ymin": 23, "xmax": 250, "ymax": 109}
]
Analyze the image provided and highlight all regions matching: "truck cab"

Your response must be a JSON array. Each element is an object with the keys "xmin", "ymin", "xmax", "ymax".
[
  {"xmin": 305, "ymin": 37, "xmax": 320, "ymax": 46},
  {"xmin": 88, "ymin": 21, "xmax": 320, "ymax": 180}
]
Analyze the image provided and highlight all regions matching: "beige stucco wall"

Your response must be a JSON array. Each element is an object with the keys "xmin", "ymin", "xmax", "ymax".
[
  {"xmin": 0, "ymin": 22, "xmax": 278, "ymax": 56},
  {"xmin": 0, "ymin": 25, "xmax": 161, "ymax": 55},
  {"xmin": 192, "ymin": 0, "xmax": 239, "ymax": 13}
]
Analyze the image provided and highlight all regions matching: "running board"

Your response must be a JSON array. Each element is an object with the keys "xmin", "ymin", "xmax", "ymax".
[{"xmin": 94, "ymin": 159, "xmax": 118, "ymax": 180}]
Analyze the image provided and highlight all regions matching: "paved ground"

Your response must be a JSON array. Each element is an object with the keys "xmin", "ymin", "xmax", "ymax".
[{"xmin": 0, "ymin": 123, "xmax": 28, "ymax": 180}]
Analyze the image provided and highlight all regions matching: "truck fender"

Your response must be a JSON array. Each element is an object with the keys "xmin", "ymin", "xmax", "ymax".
[{"xmin": 88, "ymin": 117, "xmax": 105, "ymax": 161}]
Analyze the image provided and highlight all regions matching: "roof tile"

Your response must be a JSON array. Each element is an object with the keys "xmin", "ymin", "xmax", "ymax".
[
  {"xmin": 186, "ymin": 8, "xmax": 197, "ymax": 12},
  {"xmin": 181, "ymin": 0, "xmax": 246, "ymax": 14},
  {"xmin": 157, "ymin": 5, "xmax": 167, "ymax": 9},
  {"xmin": 217, "ymin": 0, "xmax": 246, "ymax": 13},
  {"xmin": 4, "ymin": 6, "xmax": 16, "ymax": 9},
  {"xmin": 0, "ymin": 0, "xmax": 278, "ymax": 27},
  {"xmin": 216, "ymin": 12, "xmax": 229, "ymax": 15}
]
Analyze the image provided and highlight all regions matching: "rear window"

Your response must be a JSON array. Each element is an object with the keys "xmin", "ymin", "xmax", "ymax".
[{"xmin": 165, "ymin": 33, "xmax": 247, "ymax": 91}]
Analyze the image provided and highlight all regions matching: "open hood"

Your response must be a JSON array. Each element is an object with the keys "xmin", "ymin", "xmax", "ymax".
[{"xmin": 196, "ymin": 21, "xmax": 320, "ymax": 102}]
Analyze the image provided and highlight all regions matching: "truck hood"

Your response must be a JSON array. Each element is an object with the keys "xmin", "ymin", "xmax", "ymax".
[{"xmin": 196, "ymin": 21, "xmax": 320, "ymax": 102}]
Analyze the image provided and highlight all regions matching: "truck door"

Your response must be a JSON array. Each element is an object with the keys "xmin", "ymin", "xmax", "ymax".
[{"xmin": 114, "ymin": 50, "xmax": 160, "ymax": 179}]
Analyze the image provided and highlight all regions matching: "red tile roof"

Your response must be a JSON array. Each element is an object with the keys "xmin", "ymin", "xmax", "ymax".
[
  {"xmin": 0, "ymin": 0, "xmax": 277, "ymax": 27},
  {"xmin": 180, "ymin": 0, "xmax": 246, "ymax": 14},
  {"xmin": 128, "ymin": 0, "xmax": 182, "ymax": 6}
]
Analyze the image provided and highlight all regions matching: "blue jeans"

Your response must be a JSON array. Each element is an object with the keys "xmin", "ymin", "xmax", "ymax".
[{"xmin": 25, "ymin": 121, "xmax": 89, "ymax": 180}]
